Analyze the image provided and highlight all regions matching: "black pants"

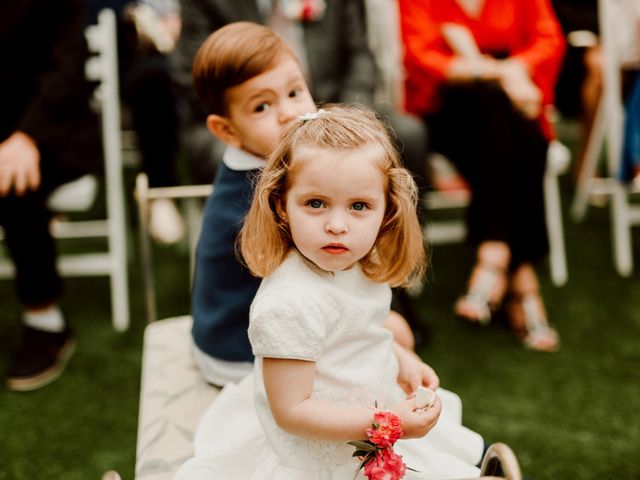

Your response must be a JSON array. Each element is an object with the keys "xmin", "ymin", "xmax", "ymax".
[
  {"xmin": 0, "ymin": 158, "xmax": 80, "ymax": 307},
  {"xmin": 122, "ymin": 52, "xmax": 179, "ymax": 188},
  {"xmin": 426, "ymin": 82, "xmax": 549, "ymax": 267}
]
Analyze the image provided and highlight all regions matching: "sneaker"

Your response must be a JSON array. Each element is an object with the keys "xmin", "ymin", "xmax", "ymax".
[
  {"xmin": 6, "ymin": 326, "xmax": 76, "ymax": 392},
  {"xmin": 149, "ymin": 198, "xmax": 186, "ymax": 245}
]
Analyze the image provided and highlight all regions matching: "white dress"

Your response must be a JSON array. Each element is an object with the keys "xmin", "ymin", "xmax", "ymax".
[{"xmin": 175, "ymin": 252, "xmax": 484, "ymax": 480}]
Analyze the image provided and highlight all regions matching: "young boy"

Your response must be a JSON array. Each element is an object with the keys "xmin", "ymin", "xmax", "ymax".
[
  {"xmin": 190, "ymin": 22, "xmax": 421, "ymax": 388},
  {"xmin": 189, "ymin": 22, "xmax": 317, "ymax": 386}
]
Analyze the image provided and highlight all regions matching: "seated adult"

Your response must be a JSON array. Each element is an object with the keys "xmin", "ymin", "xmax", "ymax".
[
  {"xmin": 399, "ymin": 0, "xmax": 566, "ymax": 352},
  {"xmin": 0, "ymin": 0, "xmax": 101, "ymax": 390}
]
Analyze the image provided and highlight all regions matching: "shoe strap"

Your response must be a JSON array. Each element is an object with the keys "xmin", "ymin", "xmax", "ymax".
[
  {"xmin": 462, "ymin": 266, "xmax": 504, "ymax": 325},
  {"xmin": 521, "ymin": 294, "xmax": 557, "ymax": 346}
]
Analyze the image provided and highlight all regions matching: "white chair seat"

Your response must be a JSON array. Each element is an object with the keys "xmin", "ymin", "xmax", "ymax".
[{"xmin": 136, "ymin": 316, "xmax": 218, "ymax": 480}]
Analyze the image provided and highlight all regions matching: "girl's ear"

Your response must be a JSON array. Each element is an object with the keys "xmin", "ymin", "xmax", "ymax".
[
  {"xmin": 275, "ymin": 199, "xmax": 288, "ymax": 223},
  {"xmin": 206, "ymin": 114, "xmax": 242, "ymax": 148}
]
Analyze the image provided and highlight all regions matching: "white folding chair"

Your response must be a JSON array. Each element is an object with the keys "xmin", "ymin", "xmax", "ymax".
[
  {"xmin": 0, "ymin": 8, "xmax": 130, "ymax": 331},
  {"xmin": 424, "ymin": 141, "xmax": 571, "ymax": 287},
  {"xmin": 570, "ymin": 0, "xmax": 640, "ymax": 277},
  {"xmin": 134, "ymin": 172, "xmax": 212, "ymax": 324}
]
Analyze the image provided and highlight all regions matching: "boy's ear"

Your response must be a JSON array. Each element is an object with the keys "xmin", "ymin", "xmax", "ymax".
[{"xmin": 206, "ymin": 114, "xmax": 242, "ymax": 148}]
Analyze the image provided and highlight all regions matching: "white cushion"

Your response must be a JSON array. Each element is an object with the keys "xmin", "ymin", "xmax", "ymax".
[{"xmin": 135, "ymin": 316, "xmax": 218, "ymax": 480}]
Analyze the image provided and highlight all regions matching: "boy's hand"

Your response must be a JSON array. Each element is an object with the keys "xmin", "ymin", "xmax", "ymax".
[
  {"xmin": 390, "ymin": 395, "xmax": 441, "ymax": 439},
  {"xmin": 0, "ymin": 131, "xmax": 41, "ymax": 197},
  {"xmin": 394, "ymin": 342, "xmax": 440, "ymax": 394}
]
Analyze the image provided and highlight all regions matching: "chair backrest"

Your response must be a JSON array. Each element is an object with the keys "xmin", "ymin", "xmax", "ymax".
[
  {"xmin": 135, "ymin": 173, "xmax": 212, "ymax": 324},
  {"xmin": 0, "ymin": 8, "xmax": 130, "ymax": 330}
]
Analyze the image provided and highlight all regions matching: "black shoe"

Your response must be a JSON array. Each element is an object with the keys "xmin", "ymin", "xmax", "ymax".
[
  {"xmin": 479, "ymin": 443, "xmax": 523, "ymax": 480},
  {"xmin": 6, "ymin": 326, "xmax": 76, "ymax": 392}
]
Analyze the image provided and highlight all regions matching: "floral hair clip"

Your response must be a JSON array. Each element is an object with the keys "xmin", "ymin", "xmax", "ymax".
[
  {"xmin": 348, "ymin": 410, "xmax": 416, "ymax": 479},
  {"xmin": 298, "ymin": 109, "xmax": 328, "ymax": 122}
]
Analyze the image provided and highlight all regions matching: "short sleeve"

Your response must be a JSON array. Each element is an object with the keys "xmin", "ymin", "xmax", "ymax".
[{"xmin": 248, "ymin": 289, "xmax": 327, "ymax": 361}]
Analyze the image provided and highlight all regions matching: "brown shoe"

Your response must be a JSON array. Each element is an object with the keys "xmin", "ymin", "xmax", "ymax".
[
  {"xmin": 6, "ymin": 326, "xmax": 76, "ymax": 391},
  {"xmin": 479, "ymin": 443, "xmax": 523, "ymax": 480}
]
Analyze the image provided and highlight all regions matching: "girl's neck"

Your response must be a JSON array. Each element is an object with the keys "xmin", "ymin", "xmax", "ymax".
[
  {"xmin": 456, "ymin": 0, "xmax": 484, "ymax": 18},
  {"xmin": 293, "ymin": 248, "xmax": 359, "ymax": 277}
]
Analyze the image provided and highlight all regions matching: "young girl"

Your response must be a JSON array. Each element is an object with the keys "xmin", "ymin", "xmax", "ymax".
[{"xmin": 176, "ymin": 105, "xmax": 486, "ymax": 479}]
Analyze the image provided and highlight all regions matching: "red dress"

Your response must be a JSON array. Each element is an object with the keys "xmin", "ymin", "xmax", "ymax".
[{"xmin": 398, "ymin": 0, "xmax": 566, "ymax": 138}]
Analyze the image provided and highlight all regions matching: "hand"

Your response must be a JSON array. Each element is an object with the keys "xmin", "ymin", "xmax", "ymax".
[
  {"xmin": 390, "ymin": 395, "xmax": 442, "ymax": 439},
  {"xmin": 394, "ymin": 342, "xmax": 440, "ymax": 394},
  {"xmin": 0, "ymin": 131, "xmax": 41, "ymax": 196},
  {"xmin": 498, "ymin": 60, "xmax": 542, "ymax": 119},
  {"xmin": 447, "ymin": 55, "xmax": 502, "ymax": 82}
]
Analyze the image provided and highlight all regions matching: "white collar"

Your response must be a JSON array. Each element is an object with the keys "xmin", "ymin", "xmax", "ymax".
[{"xmin": 222, "ymin": 145, "xmax": 265, "ymax": 171}]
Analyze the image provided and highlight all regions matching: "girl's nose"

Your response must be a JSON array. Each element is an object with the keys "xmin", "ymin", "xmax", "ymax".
[{"xmin": 325, "ymin": 221, "xmax": 348, "ymax": 234}]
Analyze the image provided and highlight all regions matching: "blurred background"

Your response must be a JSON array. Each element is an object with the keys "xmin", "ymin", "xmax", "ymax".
[{"xmin": 0, "ymin": 0, "xmax": 639, "ymax": 479}]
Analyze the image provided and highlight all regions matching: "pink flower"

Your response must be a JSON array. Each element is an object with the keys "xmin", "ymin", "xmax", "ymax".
[
  {"xmin": 363, "ymin": 448, "xmax": 407, "ymax": 480},
  {"xmin": 366, "ymin": 411, "xmax": 404, "ymax": 448}
]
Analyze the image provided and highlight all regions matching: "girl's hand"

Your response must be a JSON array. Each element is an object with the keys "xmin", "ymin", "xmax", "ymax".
[
  {"xmin": 394, "ymin": 342, "xmax": 440, "ymax": 394},
  {"xmin": 391, "ymin": 395, "xmax": 442, "ymax": 439}
]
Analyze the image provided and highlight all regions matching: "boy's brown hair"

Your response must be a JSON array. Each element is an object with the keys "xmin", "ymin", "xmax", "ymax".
[
  {"xmin": 240, "ymin": 104, "xmax": 427, "ymax": 288},
  {"xmin": 192, "ymin": 21, "xmax": 297, "ymax": 116}
]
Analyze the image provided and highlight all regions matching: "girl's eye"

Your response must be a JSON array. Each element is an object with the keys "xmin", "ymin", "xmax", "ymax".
[
  {"xmin": 289, "ymin": 88, "xmax": 301, "ymax": 98},
  {"xmin": 254, "ymin": 102, "xmax": 270, "ymax": 113},
  {"xmin": 352, "ymin": 202, "xmax": 368, "ymax": 211},
  {"xmin": 307, "ymin": 199, "xmax": 324, "ymax": 209}
]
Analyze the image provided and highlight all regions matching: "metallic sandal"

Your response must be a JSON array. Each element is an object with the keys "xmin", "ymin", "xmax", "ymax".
[
  {"xmin": 510, "ymin": 293, "xmax": 559, "ymax": 352},
  {"xmin": 455, "ymin": 265, "xmax": 506, "ymax": 325}
]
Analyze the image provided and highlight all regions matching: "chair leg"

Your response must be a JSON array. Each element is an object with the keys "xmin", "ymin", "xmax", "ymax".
[
  {"xmin": 184, "ymin": 198, "xmax": 203, "ymax": 285},
  {"xmin": 544, "ymin": 172, "xmax": 568, "ymax": 286},
  {"xmin": 136, "ymin": 173, "xmax": 157, "ymax": 325},
  {"xmin": 611, "ymin": 183, "xmax": 634, "ymax": 277},
  {"xmin": 111, "ymin": 242, "xmax": 130, "ymax": 331},
  {"xmin": 571, "ymin": 97, "xmax": 606, "ymax": 222}
]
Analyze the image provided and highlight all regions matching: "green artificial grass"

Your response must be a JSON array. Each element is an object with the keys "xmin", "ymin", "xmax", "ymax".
[
  {"xmin": 1, "ymin": 128, "xmax": 639, "ymax": 479},
  {"xmin": 415, "ymin": 204, "xmax": 640, "ymax": 479}
]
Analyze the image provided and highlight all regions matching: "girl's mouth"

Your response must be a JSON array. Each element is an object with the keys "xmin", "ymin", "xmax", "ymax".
[{"xmin": 322, "ymin": 244, "xmax": 348, "ymax": 255}]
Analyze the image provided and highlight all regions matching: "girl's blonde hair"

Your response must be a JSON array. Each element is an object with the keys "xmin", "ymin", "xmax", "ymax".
[{"xmin": 239, "ymin": 104, "xmax": 427, "ymax": 287}]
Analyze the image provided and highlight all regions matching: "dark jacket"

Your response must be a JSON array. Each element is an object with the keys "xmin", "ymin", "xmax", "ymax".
[
  {"xmin": 0, "ymin": 0, "xmax": 101, "ymax": 174},
  {"xmin": 191, "ymin": 162, "xmax": 262, "ymax": 362}
]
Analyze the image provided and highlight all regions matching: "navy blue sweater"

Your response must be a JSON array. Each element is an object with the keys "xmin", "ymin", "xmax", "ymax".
[{"xmin": 191, "ymin": 162, "xmax": 262, "ymax": 362}]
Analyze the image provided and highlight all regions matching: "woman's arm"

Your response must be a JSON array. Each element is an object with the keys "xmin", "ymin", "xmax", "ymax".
[
  {"xmin": 398, "ymin": 0, "xmax": 454, "ymax": 81},
  {"xmin": 262, "ymin": 358, "xmax": 441, "ymax": 442},
  {"xmin": 509, "ymin": 0, "xmax": 566, "ymax": 107}
]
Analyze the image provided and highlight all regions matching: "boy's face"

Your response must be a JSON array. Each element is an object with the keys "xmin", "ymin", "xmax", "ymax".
[{"xmin": 209, "ymin": 55, "xmax": 316, "ymax": 158}]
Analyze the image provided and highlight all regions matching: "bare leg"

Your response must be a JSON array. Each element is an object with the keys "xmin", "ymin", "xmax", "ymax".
[{"xmin": 573, "ymin": 45, "xmax": 603, "ymax": 182}]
